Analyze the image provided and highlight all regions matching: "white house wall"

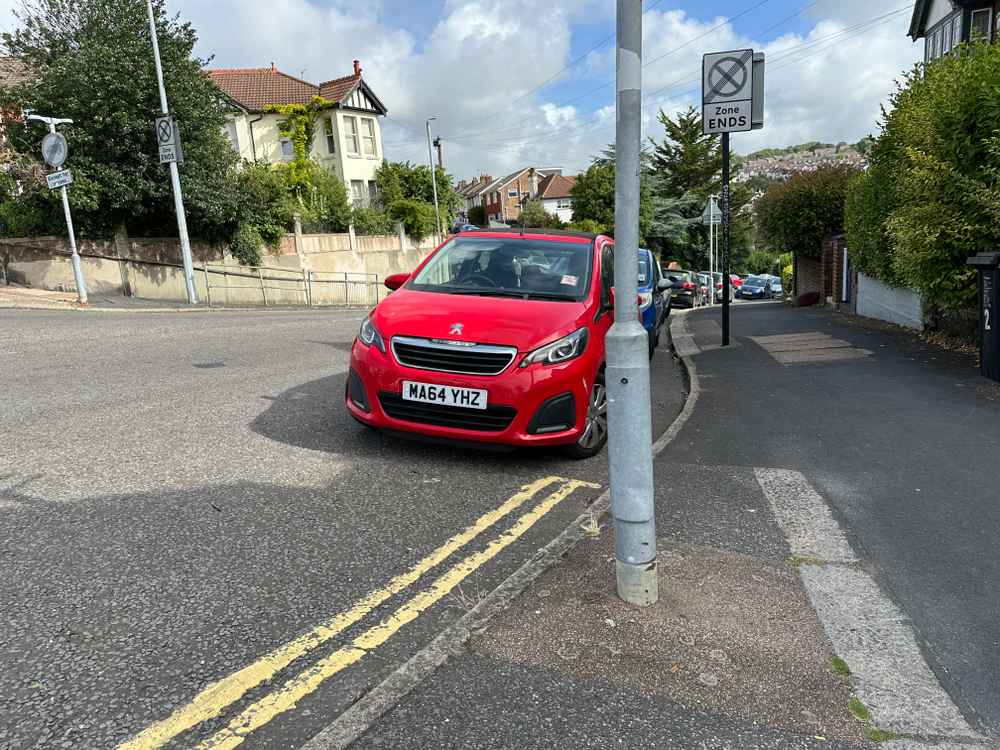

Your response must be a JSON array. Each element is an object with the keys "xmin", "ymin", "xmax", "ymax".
[
  {"xmin": 926, "ymin": 0, "xmax": 955, "ymax": 28},
  {"xmin": 542, "ymin": 198, "xmax": 573, "ymax": 223},
  {"xmin": 221, "ymin": 109, "xmax": 384, "ymax": 199}
]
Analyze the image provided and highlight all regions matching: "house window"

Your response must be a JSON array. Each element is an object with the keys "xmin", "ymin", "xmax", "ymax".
[
  {"xmin": 943, "ymin": 20, "xmax": 952, "ymax": 52},
  {"xmin": 556, "ymin": 198, "xmax": 571, "ymax": 209},
  {"xmin": 344, "ymin": 116, "xmax": 360, "ymax": 156},
  {"xmin": 325, "ymin": 118, "xmax": 336, "ymax": 155},
  {"xmin": 368, "ymin": 181, "xmax": 379, "ymax": 204},
  {"xmin": 224, "ymin": 120, "xmax": 240, "ymax": 151},
  {"xmin": 350, "ymin": 179, "xmax": 366, "ymax": 206},
  {"xmin": 508, "ymin": 187, "xmax": 518, "ymax": 197},
  {"xmin": 953, "ymin": 14, "xmax": 963, "ymax": 49},
  {"xmin": 971, "ymin": 8, "xmax": 991, "ymax": 41},
  {"xmin": 280, "ymin": 138, "xmax": 294, "ymax": 161},
  {"xmin": 361, "ymin": 118, "xmax": 377, "ymax": 157}
]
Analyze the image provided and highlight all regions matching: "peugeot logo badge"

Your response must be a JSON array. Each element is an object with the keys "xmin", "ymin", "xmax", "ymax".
[{"xmin": 450, "ymin": 322, "xmax": 464, "ymax": 335}]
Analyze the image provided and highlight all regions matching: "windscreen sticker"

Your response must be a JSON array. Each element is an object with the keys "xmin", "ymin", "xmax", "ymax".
[{"xmin": 561, "ymin": 275, "xmax": 578, "ymax": 286}]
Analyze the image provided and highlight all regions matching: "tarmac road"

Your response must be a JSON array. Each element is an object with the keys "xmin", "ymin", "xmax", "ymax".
[{"xmin": 0, "ymin": 308, "xmax": 684, "ymax": 749}]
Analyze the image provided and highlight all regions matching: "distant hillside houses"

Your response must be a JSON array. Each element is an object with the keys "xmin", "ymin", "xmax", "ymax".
[{"xmin": 735, "ymin": 141, "xmax": 868, "ymax": 184}]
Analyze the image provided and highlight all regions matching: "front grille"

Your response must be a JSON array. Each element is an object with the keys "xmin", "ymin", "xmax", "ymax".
[
  {"xmin": 379, "ymin": 393, "xmax": 517, "ymax": 432},
  {"xmin": 391, "ymin": 336, "xmax": 517, "ymax": 376}
]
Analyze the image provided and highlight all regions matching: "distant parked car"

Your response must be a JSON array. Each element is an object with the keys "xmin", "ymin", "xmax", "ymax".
[
  {"xmin": 639, "ymin": 249, "xmax": 672, "ymax": 357},
  {"xmin": 738, "ymin": 274, "xmax": 769, "ymax": 300},
  {"xmin": 697, "ymin": 273, "xmax": 712, "ymax": 305},
  {"xmin": 665, "ymin": 270, "xmax": 701, "ymax": 308},
  {"xmin": 454, "ymin": 224, "xmax": 479, "ymax": 233},
  {"xmin": 766, "ymin": 275, "xmax": 783, "ymax": 298}
]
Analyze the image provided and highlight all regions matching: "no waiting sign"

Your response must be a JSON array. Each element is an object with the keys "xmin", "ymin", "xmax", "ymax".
[{"xmin": 702, "ymin": 49, "xmax": 764, "ymax": 135}]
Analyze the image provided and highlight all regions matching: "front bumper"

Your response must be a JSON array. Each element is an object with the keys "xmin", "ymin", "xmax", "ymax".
[{"xmin": 346, "ymin": 339, "xmax": 596, "ymax": 447}]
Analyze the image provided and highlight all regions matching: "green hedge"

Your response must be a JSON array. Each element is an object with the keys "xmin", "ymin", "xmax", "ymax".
[{"xmin": 845, "ymin": 42, "xmax": 1000, "ymax": 314}]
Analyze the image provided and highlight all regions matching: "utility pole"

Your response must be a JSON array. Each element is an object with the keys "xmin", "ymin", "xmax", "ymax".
[
  {"xmin": 426, "ymin": 118, "xmax": 442, "ymax": 242},
  {"xmin": 146, "ymin": 0, "xmax": 197, "ymax": 304},
  {"xmin": 607, "ymin": 0, "xmax": 657, "ymax": 607},
  {"xmin": 26, "ymin": 113, "xmax": 87, "ymax": 305},
  {"xmin": 721, "ymin": 134, "xmax": 731, "ymax": 345},
  {"xmin": 433, "ymin": 136, "xmax": 443, "ymax": 170}
]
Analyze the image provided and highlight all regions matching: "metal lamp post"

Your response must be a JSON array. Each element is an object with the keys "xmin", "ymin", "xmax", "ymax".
[
  {"xmin": 146, "ymin": 0, "xmax": 198, "ymax": 304},
  {"xmin": 425, "ymin": 117, "xmax": 442, "ymax": 243}
]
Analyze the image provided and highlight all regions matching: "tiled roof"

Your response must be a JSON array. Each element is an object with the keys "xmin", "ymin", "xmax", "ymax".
[
  {"xmin": 538, "ymin": 174, "xmax": 575, "ymax": 200},
  {"xmin": 318, "ymin": 74, "xmax": 359, "ymax": 102},
  {"xmin": 206, "ymin": 65, "xmax": 385, "ymax": 113},
  {"xmin": 0, "ymin": 57, "xmax": 32, "ymax": 87}
]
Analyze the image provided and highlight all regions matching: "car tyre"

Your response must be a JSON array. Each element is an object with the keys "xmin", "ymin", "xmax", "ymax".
[{"xmin": 563, "ymin": 372, "xmax": 608, "ymax": 460}]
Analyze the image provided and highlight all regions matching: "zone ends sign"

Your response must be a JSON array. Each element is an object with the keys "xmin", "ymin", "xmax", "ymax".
[{"xmin": 702, "ymin": 49, "xmax": 764, "ymax": 135}]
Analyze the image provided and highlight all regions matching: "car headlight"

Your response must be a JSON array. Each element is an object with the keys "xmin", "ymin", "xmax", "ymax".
[
  {"xmin": 520, "ymin": 328, "xmax": 588, "ymax": 368},
  {"xmin": 359, "ymin": 317, "xmax": 386, "ymax": 353}
]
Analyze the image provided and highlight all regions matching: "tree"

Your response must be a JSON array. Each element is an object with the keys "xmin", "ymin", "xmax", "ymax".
[
  {"xmin": 374, "ymin": 160, "xmax": 460, "ymax": 232},
  {"xmin": 754, "ymin": 164, "xmax": 857, "ymax": 257},
  {"xmin": 467, "ymin": 205, "xmax": 485, "ymax": 226},
  {"xmin": 745, "ymin": 249, "xmax": 777, "ymax": 275},
  {"xmin": 520, "ymin": 200, "xmax": 546, "ymax": 227},
  {"xmin": 1, "ymin": 0, "xmax": 238, "ymax": 240},
  {"xmin": 570, "ymin": 160, "xmax": 652, "ymax": 241},
  {"xmin": 648, "ymin": 106, "xmax": 722, "ymax": 196}
]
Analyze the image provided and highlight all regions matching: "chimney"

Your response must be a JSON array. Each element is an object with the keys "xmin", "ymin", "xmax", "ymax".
[
  {"xmin": 270, "ymin": 62, "xmax": 276, "ymax": 73},
  {"xmin": 353, "ymin": 59, "xmax": 362, "ymax": 78}
]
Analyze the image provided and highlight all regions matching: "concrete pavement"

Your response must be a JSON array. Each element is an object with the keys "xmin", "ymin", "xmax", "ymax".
[{"xmin": 352, "ymin": 303, "xmax": 999, "ymax": 749}]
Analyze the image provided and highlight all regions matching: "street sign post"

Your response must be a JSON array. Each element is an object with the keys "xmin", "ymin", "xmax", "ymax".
[
  {"xmin": 41, "ymin": 132, "xmax": 68, "ymax": 168},
  {"xmin": 147, "ymin": 0, "xmax": 197, "ymax": 304},
  {"xmin": 155, "ymin": 115, "xmax": 184, "ymax": 165},
  {"xmin": 46, "ymin": 169, "xmax": 73, "ymax": 190},
  {"xmin": 704, "ymin": 195, "xmax": 718, "ymax": 305},
  {"xmin": 27, "ymin": 113, "xmax": 87, "ymax": 305},
  {"xmin": 703, "ymin": 49, "xmax": 765, "ymax": 344}
]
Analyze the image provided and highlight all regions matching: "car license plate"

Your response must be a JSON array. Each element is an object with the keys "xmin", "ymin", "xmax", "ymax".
[{"xmin": 402, "ymin": 381, "xmax": 487, "ymax": 410}]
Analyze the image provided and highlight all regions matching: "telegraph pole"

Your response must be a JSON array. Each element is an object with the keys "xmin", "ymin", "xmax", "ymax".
[
  {"xmin": 607, "ymin": 0, "xmax": 657, "ymax": 607},
  {"xmin": 433, "ymin": 136, "xmax": 443, "ymax": 170},
  {"xmin": 425, "ymin": 118, "xmax": 442, "ymax": 242},
  {"xmin": 146, "ymin": 0, "xmax": 197, "ymax": 304}
]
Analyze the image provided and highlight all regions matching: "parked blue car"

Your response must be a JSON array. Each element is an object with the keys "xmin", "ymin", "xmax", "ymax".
[{"xmin": 638, "ymin": 248, "xmax": 672, "ymax": 357}]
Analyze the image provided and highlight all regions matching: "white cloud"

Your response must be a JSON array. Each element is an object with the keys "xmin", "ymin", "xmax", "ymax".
[{"xmin": 1, "ymin": 0, "xmax": 924, "ymax": 178}]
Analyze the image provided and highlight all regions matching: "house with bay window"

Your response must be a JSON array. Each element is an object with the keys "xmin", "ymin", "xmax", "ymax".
[
  {"xmin": 208, "ymin": 60, "xmax": 388, "ymax": 206},
  {"xmin": 909, "ymin": 0, "xmax": 999, "ymax": 62}
]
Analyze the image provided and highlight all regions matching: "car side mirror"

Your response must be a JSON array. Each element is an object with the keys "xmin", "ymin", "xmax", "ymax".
[
  {"xmin": 384, "ymin": 273, "xmax": 410, "ymax": 291},
  {"xmin": 657, "ymin": 278, "xmax": 674, "ymax": 291}
]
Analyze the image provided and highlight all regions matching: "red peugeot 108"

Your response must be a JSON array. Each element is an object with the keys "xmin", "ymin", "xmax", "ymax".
[{"xmin": 346, "ymin": 229, "xmax": 617, "ymax": 458}]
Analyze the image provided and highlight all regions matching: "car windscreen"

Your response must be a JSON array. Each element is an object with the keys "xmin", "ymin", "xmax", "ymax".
[
  {"xmin": 745, "ymin": 275, "xmax": 765, "ymax": 286},
  {"xmin": 638, "ymin": 255, "xmax": 651, "ymax": 285},
  {"xmin": 408, "ymin": 237, "xmax": 593, "ymax": 301}
]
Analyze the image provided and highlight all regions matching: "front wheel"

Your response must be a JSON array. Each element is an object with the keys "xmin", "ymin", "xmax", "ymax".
[{"xmin": 563, "ymin": 373, "xmax": 608, "ymax": 460}]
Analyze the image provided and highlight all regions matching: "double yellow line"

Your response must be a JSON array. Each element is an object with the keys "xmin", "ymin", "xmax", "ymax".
[{"xmin": 120, "ymin": 475, "xmax": 598, "ymax": 750}]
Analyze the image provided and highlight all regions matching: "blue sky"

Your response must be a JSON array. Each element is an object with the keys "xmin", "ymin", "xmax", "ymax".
[{"xmin": 1, "ymin": 0, "xmax": 922, "ymax": 177}]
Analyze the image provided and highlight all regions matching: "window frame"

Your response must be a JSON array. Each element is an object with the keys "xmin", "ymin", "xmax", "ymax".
[
  {"xmin": 508, "ymin": 187, "xmax": 519, "ymax": 197},
  {"xmin": 361, "ymin": 118, "xmax": 377, "ymax": 158},
  {"xmin": 350, "ymin": 179, "xmax": 366, "ymax": 206},
  {"xmin": 344, "ymin": 115, "xmax": 360, "ymax": 157},
  {"xmin": 971, "ymin": 8, "xmax": 992, "ymax": 41},
  {"xmin": 279, "ymin": 138, "xmax": 294, "ymax": 161},
  {"xmin": 556, "ymin": 198, "xmax": 571, "ymax": 209},
  {"xmin": 952, "ymin": 13, "xmax": 963, "ymax": 49},
  {"xmin": 325, "ymin": 117, "xmax": 336, "ymax": 155}
]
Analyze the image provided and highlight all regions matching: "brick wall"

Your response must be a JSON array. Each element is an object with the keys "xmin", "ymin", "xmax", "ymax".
[{"xmin": 795, "ymin": 255, "xmax": 824, "ymax": 298}]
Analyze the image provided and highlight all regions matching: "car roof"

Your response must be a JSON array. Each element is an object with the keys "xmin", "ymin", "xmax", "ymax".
[{"xmin": 459, "ymin": 227, "xmax": 598, "ymax": 243}]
